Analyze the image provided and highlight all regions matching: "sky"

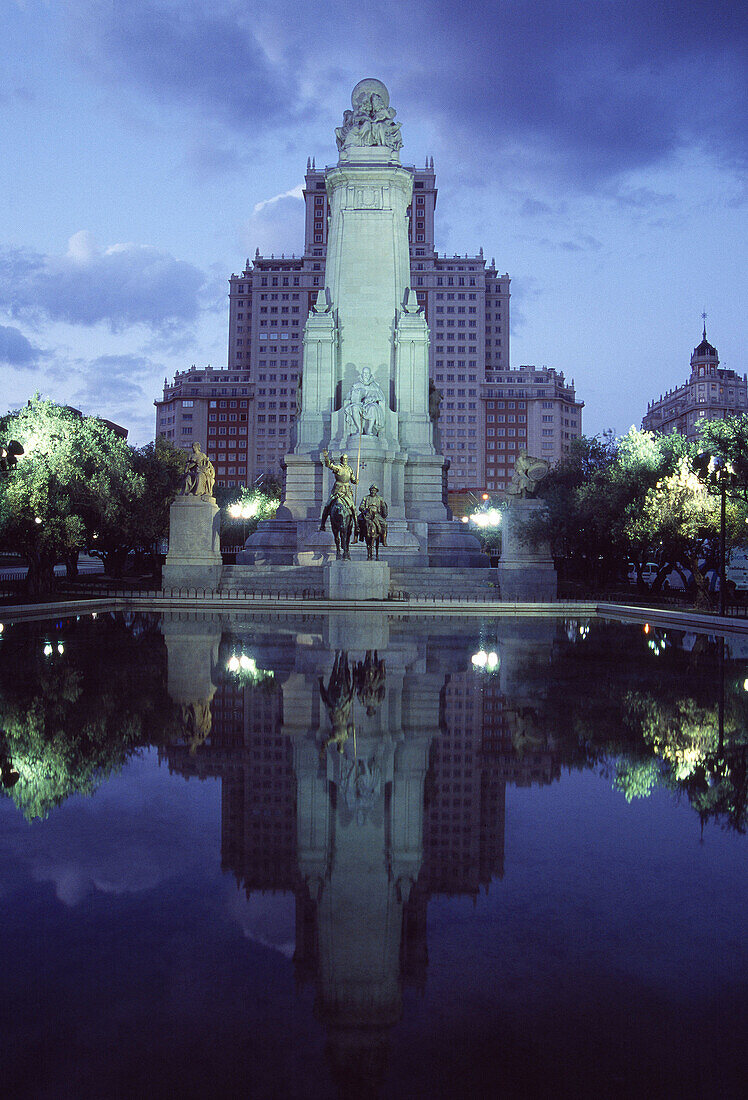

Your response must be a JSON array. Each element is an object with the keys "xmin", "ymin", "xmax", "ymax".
[{"xmin": 1, "ymin": 0, "xmax": 746, "ymax": 445}]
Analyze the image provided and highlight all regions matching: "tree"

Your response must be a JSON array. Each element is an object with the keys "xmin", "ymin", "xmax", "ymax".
[
  {"xmin": 0, "ymin": 615, "xmax": 182, "ymax": 819},
  {"xmin": 85, "ymin": 436, "xmax": 185, "ymax": 576},
  {"xmin": 629, "ymin": 457, "xmax": 747, "ymax": 609},
  {"xmin": 529, "ymin": 429, "xmax": 691, "ymax": 589},
  {"xmin": 0, "ymin": 398, "xmax": 141, "ymax": 594}
]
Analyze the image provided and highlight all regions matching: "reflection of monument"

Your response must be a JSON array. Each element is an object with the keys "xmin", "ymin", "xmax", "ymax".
[
  {"xmin": 242, "ymin": 79, "xmax": 483, "ymax": 571},
  {"xmin": 161, "ymin": 614, "xmax": 563, "ymax": 1094}
]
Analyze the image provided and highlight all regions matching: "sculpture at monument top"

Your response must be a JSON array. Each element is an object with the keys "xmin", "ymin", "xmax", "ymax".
[
  {"xmin": 506, "ymin": 449, "xmax": 550, "ymax": 499},
  {"xmin": 178, "ymin": 442, "xmax": 215, "ymax": 500},
  {"xmin": 335, "ymin": 78, "xmax": 403, "ymax": 154},
  {"xmin": 343, "ymin": 366, "xmax": 386, "ymax": 437}
]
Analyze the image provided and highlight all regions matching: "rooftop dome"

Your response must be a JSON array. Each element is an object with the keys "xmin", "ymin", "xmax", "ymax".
[{"xmin": 693, "ymin": 323, "xmax": 718, "ymax": 358}]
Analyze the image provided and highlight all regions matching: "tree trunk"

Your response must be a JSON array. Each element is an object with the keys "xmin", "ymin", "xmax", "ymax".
[
  {"xmin": 102, "ymin": 547, "xmax": 129, "ymax": 578},
  {"xmin": 25, "ymin": 552, "xmax": 57, "ymax": 597},
  {"xmin": 688, "ymin": 555, "xmax": 714, "ymax": 611},
  {"xmin": 65, "ymin": 551, "xmax": 79, "ymax": 579}
]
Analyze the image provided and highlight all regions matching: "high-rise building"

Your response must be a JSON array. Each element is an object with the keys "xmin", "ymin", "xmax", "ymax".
[
  {"xmin": 642, "ymin": 325, "xmax": 747, "ymax": 440},
  {"xmin": 155, "ymin": 161, "xmax": 583, "ymax": 493},
  {"xmin": 482, "ymin": 365, "xmax": 582, "ymax": 490}
]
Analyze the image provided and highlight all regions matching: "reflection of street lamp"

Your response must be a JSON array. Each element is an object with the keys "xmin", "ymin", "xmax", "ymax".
[{"xmin": 693, "ymin": 451, "xmax": 746, "ymax": 615}]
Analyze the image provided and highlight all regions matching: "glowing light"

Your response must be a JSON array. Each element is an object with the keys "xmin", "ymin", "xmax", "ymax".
[
  {"xmin": 34, "ymin": 516, "xmax": 42, "ymax": 525},
  {"xmin": 461, "ymin": 516, "xmax": 469, "ymax": 523},
  {"xmin": 743, "ymin": 678, "xmax": 748, "ymax": 692},
  {"xmin": 471, "ymin": 649, "xmax": 499, "ymax": 671},
  {"xmin": 43, "ymin": 642, "xmax": 53, "ymax": 656},
  {"xmin": 481, "ymin": 493, "xmax": 489, "ymax": 501},
  {"xmin": 470, "ymin": 508, "xmax": 502, "ymax": 528},
  {"xmin": 227, "ymin": 655, "xmax": 240, "ymax": 672},
  {"xmin": 0, "ymin": 623, "xmax": 4, "ymax": 634},
  {"xmin": 229, "ymin": 504, "xmax": 242, "ymax": 519},
  {"xmin": 643, "ymin": 623, "xmax": 650, "ymax": 635},
  {"xmin": 57, "ymin": 642, "xmax": 64, "ymax": 654}
]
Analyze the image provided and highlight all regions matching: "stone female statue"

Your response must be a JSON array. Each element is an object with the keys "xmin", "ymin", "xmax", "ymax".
[{"xmin": 179, "ymin": 443, "xmax": 215, "ymax": 500}]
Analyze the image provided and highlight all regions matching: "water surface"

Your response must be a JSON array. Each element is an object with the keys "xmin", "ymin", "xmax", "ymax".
[{"xmin": 0, "ymin": 611, "xmax": 745, "ymax": 1098}]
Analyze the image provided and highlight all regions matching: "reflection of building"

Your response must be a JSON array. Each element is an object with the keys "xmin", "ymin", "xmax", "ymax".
[
  {"xmin": 642, "ymin": 325, "xmax": 747, "ymax": 440},
  {"xmin": 162, "ymin": 675, "xmax": 297, "ymax": 894},
  {"xmin": 161, "ymin": 618, "xmax": 563, "ymax": 1095}
]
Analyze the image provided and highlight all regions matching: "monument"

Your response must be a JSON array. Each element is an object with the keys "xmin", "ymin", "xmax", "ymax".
[
  {"xmin": 163, "ymin": 443, "xmax": 223, "ymax": 589},
  {"xmin": 241, "ymin": 78, "xmax": 483, "ymax": 572},
  {"xmin": 497, "ymin": 450, "xmax": 557, "ymax": 601}
]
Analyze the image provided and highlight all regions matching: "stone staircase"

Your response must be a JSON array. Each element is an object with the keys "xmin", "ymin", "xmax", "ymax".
[
  {"xmin": 220, "ymin": 563, "xmax": 496, "ymax": 599},
  {"xmin": 220, "ymin": 565, "xmax": 325, "ymax": 596},
  {"xmin": 389, "ymin": 566, "xmax": 496, "ymax": 599}
]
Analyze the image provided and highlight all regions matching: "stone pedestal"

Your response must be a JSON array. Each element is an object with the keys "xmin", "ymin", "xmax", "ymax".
[
  {"xmin": 162, "ymin": 496, "xmax": 223, "ymax": 590},
  {"xmin": 497, "ymin": 498, "xmax": 557, "ymax": 602},
  {"xmin": 243, "ymin": 79, "xmax": 483, "ymax": 572},
  {"xmin": 324, "ymin": 559, "xmax": 390, "ymax": 600}
]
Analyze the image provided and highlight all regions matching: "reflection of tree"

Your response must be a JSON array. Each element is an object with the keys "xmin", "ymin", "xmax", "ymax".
[
  {"xmin": 543, "ymin": 622, "xmax": 748, "ymax": 832},
  {"xmin": 0, "ymin": 616, "xmax": 180, "ymax": 819}
]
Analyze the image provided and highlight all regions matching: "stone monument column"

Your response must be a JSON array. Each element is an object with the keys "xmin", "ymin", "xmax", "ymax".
[
  {"xmin": 163, "ymin": 444, "xmax": 223, "ymax": 589},
  {"xmin": 241, "ymin": 78, "xmax": 484, "ymax": 571}
]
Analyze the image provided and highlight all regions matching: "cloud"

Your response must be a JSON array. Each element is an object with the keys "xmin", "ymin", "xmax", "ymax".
[
  {"xmin": 66, "ymin": 353, "xmax": 162, "ymax": 437},
  {"xmin": 253, "ymin": 184, "xmax": 304, "ymax": 214},
  {"xmin": 66, "ymin": 1, "xmax": 747, "ymax": 191},
  {"xmin": 0, "ymin": 232, "xmax": 207, "ymax": 333},
  {"xmin": 69, "ymin": 0, "xmax": 297, "ymax": 131},
  {"xmin": 241, "ymin": 187, "xmax": 306, "ymax": 257},
  {"xmin": 0, "ymin": 323, "xmax": 41, "ymax": 366},
  {"xmin": 408, "ymin": 0, "xmax": 748, "ymax": 184}
]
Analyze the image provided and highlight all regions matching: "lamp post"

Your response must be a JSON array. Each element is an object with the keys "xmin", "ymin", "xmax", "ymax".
[{"xmin": 693, "ymin": 451, "xmax": 745, "ymax": 616}]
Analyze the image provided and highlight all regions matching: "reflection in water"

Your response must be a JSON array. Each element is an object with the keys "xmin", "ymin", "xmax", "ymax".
[
  {"xmin": 0, "ymin": 610, "xmax": 746, "ymax": 1094},
  {"xmin": 160, "ymin": 614, "xmax": 564, "ymax": 1093}
]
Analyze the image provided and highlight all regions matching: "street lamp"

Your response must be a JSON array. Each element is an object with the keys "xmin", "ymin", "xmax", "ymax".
[
  {"xmin": 693, "ymin": 451, "xmax": 747, "ymax": 615},
  {"xmin": 0, "ymin": 440, "xmax": 24, "ymax": 473}
]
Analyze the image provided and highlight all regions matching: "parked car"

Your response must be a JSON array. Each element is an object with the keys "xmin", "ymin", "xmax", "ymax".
[{"xmin": 627, "ymin": 561, "xmax": 660, "ymax": 585}]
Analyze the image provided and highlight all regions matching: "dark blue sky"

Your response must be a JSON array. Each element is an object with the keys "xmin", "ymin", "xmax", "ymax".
[{"xmin": 2, "ymin": 0, "xmax": 746, "ymax": 441}]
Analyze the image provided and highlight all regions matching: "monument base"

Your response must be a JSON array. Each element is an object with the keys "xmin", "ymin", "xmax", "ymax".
[
  {"xmin": 163, "ymin": 496, "xmax": 223, "ymax": 590},
  {"xmin": 240, "ymin": 514, "xmax": 486, "ymax": 569},
  {"xmin": 324, "ymin": 560, "xmax": 390, "ymax": 600},
  {"xmin": 497, "ymin": 498, "xmax": 557, "ymax": 602}
]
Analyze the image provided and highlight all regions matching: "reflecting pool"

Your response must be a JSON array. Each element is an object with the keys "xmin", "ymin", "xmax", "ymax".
[{"xmin": 0, "ymin": 610, "xmax": 746, "ymax": 1098}]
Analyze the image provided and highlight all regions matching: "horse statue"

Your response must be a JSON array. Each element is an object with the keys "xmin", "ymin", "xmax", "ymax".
[
  {"xmin": 357, "ymin": 485, "xmax": 388, "ymax": 561},
  {"xmin": 329, "ymin": 496, "xmax": 356, "ymax": 560}
]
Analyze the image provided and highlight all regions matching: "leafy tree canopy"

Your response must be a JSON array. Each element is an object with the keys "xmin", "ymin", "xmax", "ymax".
[{"xmin": 0, "ymin": 399, "xmax": 186, "ymax": 589}]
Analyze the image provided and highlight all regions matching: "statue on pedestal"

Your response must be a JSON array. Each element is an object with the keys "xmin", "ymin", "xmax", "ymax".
[
  {"xmin": 358, "ymin": 485, "xmax": 388, "ymax": 560},
  {"xmin": 343, "ymin": 366, "xmax": 385, "ymax": 438},
  {"xmin": 428, "ymin": 379, "xmax": 443, "ymax": 422},
  {"xmin": 178, "ymin": 442, "xmax": 215, "ymax": 500},
  {"xmin": 320, "ymin": 450, "xmax": 357, "ymax": 559},
  {"xmin": 335, "ymin": 78, "xmax": 403, "ymax": 155},
  {"xmin": 506, "ymin": 449, "xmax": 550, "ymax": 499}
]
